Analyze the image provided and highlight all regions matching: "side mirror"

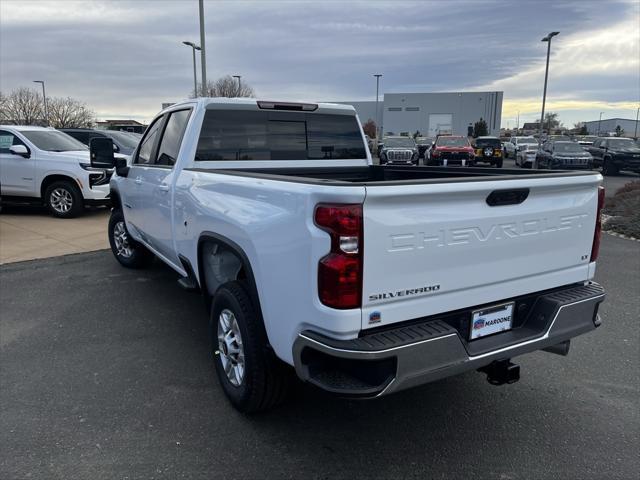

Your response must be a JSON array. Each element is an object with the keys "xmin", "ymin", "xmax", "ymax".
[
  {"xmin": 9, "ymin": 145, "xmax": 30, "ymax": 158},
  {"xmin": 90, "ymin": 137, "xmax": 115, "ymax": 168}
]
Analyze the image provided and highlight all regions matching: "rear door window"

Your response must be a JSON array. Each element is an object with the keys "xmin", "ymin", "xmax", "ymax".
[
  {"xmin": 155, "ymin": 109, "xmax": 192, "ymax": 166},
  {"xmin": 135, "ymin": 116, "xmax": 165, "ymax": 165}
]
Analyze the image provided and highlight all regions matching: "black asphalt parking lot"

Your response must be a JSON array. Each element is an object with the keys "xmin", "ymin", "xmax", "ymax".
[{"xmin": 1, "ymin": 235, "xmax": 639, "ymax": 479}]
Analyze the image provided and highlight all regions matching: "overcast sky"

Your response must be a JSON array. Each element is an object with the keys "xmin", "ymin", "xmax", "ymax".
[{"xmin": 1, "ymin": 0, "xmax": 638, "ymax": 128}]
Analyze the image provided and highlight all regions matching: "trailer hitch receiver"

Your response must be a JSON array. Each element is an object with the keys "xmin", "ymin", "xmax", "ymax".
[{"xmin": 478, "ymin": 359, "xmax": 520, "ymax": 386}]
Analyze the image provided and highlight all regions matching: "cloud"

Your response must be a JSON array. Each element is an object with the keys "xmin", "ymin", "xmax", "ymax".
[{"xmin": 0, "ymin": 0, "xmax": 638, "ymax": 126}]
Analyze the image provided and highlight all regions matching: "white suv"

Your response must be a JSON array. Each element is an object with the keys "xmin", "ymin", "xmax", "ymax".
[{"xmin": 0, "ymin": 126, "xmax": 112, "ymax": 217}]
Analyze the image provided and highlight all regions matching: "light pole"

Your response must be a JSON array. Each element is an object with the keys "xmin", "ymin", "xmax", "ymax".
[
  {"xmin": 233, "ymin": 75, "xmax": 241, "ymax": 96},
  {"xmin": 538, "ymin": 31, "xmax": 559, "ymax": 144},
  {"xmin": 33, "ymin": 80, "xmax": 48, "ymax": 126},
  {"xmin": 182, "ymin": 41, "xmax": 201, "ymax": 96},
  {"xmin": 597, "ymin": 111, "xmax": 604, "ymax": 136},
  {"xmin": 373, "ymin": 74, "xmax": 382, "ymax": 142},
  {"xmin": 198, "ymin": 0, "xmax": 207, "ymax": 96}
]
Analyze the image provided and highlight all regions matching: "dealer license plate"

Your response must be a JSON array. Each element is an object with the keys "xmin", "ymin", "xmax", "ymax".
[{"xmin": 470, "ymin": 302, "xmax": 514, "ymax": 340}]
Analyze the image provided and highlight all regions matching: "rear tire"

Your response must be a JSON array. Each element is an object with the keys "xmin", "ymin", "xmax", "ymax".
[
  {"xmin": 495, "ymin": 158, "xmax": 503, "ymax": 168},
  {"xmin": 45, "ymin": 181, "xmax": 83, "ymax": 218},
  {"xmin": 108, "ymin": 209, "xmax": 154, "ymax": 268},
  {"xmin": 211, "ymin": 281, "xmax": 291, "ymax": 413}
]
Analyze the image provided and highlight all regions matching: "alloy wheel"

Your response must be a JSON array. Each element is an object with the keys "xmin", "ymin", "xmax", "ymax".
[
  {"xmin": 217, "ymin": 308, "xmax": 245, "ymax": 387},
  {"xmin": 113, "ymin": 221, "xmax": 133, "ymax": 258},
  {"xmin": 49, "ymin": 188, "xmax": 73, "ymax": 214}
]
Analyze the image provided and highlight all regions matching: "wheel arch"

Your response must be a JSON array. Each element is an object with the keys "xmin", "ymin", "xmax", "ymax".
[
  {"xmin": 197, "ymin": 232, "xmax": 263, "ymax": 319},
  {"xmin": 110, "ymin": 187, "xmax": 122, "ymax": 211},
  {"xmin": 40, "ymin": 174, "xmax": 83, "ymax": 200}
]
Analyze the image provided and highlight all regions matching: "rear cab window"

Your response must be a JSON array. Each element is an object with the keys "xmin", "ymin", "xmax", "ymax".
[{"xmin": 195, "ymin": 110, "xmax": 366, "ymax": 161}]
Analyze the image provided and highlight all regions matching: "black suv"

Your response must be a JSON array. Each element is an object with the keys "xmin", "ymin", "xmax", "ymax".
[
  {"xmin": 60, "ymin": 128, "xmax": 140, "ymax": 156},
  {"xmin": 586, "ymin": 137, "xmax": 640, "ymax": 175},
  {"xmin": 536, "ymin": 141, "xmax": 593, "ymax": 170}
]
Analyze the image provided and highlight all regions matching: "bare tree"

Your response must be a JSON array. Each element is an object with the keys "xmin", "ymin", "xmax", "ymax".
[
  {"xmin": 47, "ymin": 96, "xmax": 96, "ymax": 128},
  {"xmin": 191, "ymin": 75, "xmax": 255, "ymax": 98},
  {"xmin": 0, "ymin": 87, "xmax": 44, "ymax": 125},
  {"xmin": 362, "ymin": 119, "xmax": 376, "ymax": 138}
]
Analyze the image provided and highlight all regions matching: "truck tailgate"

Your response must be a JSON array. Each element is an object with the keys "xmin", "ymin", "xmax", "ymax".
[{"xmin": 361, "ymin": 173, "xmax": 602, "ymax": 329}]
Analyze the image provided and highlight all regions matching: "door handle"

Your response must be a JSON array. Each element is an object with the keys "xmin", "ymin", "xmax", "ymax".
[
  {"xmin": 134, "ymin": 176, "xmax": 142, "ymax": 185},
  {"xmin": 158, "ymin": 184, "xmax": 170, "ymax": 192}
]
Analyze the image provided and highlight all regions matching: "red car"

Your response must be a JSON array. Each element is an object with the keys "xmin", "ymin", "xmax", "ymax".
[{"xmin": 427, "ymin": 135, "xmax": 475, "ymax": 167}]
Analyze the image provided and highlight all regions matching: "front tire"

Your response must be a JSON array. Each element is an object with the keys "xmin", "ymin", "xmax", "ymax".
[
  {"xmin": 211, "ymin": 281, "xmax": 291, "ymax": 413},
  {"xmin": 45, "ymin": 181, "xmax": 83, "ymax": 218},
  {"xmin": 494, "ymin": 158, "xmax": 503, "ymax": 168},
  {"xmin": 108, "ymin": 209, "xmax": 154, "ymax": 268}
]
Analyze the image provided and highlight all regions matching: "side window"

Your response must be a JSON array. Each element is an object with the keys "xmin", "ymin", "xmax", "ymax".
[
  {"xmin": 134, "ymin": 116, "xmax": 165, "ymax": 165},
  {"xmin": 0, "ymin": 130, "xmax": 26, "ymax": 154},
  {"xmin": 155, "ymin": 110, "xmax": 191, "ymax": 166}
]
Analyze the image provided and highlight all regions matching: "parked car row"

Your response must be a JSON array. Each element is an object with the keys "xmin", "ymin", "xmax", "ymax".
[
  {"xmin": 0, "ymin": 126, "xmax": 141, "ymax": 217},
  {"xmin": 378, "ymin": 135, "xmax": 500, "ymax": 167},
  {"xmin": 380, "ymin": 132, "xmax": 640, "ymax": 176}
]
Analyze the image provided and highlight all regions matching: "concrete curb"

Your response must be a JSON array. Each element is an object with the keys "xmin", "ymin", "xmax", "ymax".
[{"xmin": 604, "ymin": 230, "xmax": 640, "ymax": 242}]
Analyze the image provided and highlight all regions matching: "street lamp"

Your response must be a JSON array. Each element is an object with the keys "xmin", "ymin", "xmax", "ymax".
[
  {"xmin": 373, "ymin": 74, "xmax": 382, "ymax": 143},
  {"xmin": 33, "ymin": 80, "xmax": 48, "ymax": 126},
  {"xmin": 538, "ymin": 31, "xmax": 559, "ymax": 144},
  {"xmin": 597, "ymin": 111, "xmax": 604, "ymax": 136},
  {"xmin": 198, "ymin": 0, "xmax": 207, "ymax": 96},
  {"xmin": 233, "ymin": 75, "xmax": 241, "ymax": 96},
  {"xmin": 182, "ymin": 41, "xmax": 201, "ymax": 97}
]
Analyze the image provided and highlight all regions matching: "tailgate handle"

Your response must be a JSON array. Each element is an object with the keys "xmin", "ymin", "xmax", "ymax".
[{"xmin": 486, "ymin": 188, "xmax": 529, "ymax": 206}]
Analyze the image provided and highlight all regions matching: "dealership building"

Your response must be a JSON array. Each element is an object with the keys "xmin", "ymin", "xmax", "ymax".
[
  {"xmin": 582, "ymin": 117, "xmax": 640, "ymax": 137},
  {"xmin": 337, "ymin": 91, "xmax": 503, "ymax": 138}
]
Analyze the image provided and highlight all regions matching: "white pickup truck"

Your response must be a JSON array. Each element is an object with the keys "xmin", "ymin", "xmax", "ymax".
[
  {"xmin": 90, "ymin": 98, "xmax": 606, "ymax": 413},
  {"xmin": 0, "ymin": 126, "xmax": 112, "ymax": 217}
]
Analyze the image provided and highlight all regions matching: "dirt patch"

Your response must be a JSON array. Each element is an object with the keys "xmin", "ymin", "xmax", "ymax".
[{"xmin": 603, "ymin": 180, "xmax": 640, "ymax": 239}]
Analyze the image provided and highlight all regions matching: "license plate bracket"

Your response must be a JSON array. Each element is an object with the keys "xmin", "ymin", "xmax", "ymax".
[{"xmin": 469, "ymin": 302, "xmax": 514, "ymax": 340}]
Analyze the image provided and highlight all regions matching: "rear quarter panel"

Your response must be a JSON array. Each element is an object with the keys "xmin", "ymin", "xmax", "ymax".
[{"xmin": 173, "ymin": 170, "xmax": 366, "ymax": 364}]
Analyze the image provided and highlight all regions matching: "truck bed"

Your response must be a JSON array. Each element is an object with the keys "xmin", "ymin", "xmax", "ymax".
[{"xmin": 186, "ymin": 165, "xmax": 598, "ymax": 185}]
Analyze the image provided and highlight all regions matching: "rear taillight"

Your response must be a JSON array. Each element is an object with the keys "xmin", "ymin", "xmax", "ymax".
[
  {"xmin": 590, "ymin": 186, "xmax": 605, "ymax": 262},
  {"xmin": 431, "ymin": 150, "xmax": 439, "ymax": 157},
  {"xmin": 315, "ymin": 204, "xmax": 363, "ymax": 309}
]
